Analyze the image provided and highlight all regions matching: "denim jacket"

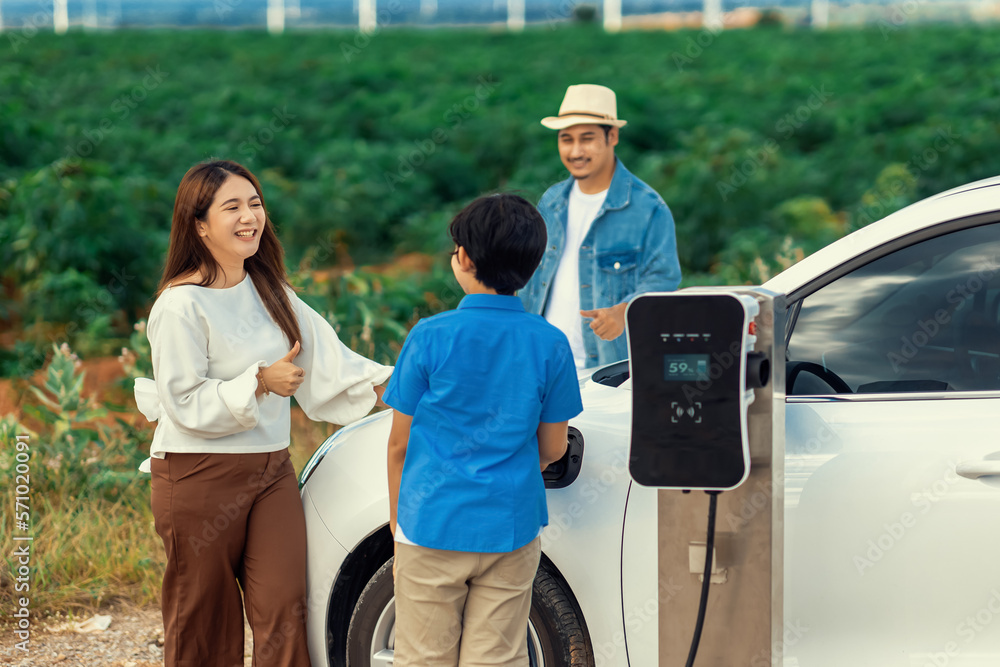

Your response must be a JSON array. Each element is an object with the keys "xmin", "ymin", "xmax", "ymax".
[{"xmin": 519, "ymin": 160, "xmax": 682, "ymax": 368}]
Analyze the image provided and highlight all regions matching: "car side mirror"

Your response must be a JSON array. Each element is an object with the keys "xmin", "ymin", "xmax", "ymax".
[{"xmin": 543, "ymin": 426, "xmax": 584, "ymax": 489}]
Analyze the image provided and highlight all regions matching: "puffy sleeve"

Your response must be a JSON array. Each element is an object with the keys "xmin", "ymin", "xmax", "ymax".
[
  {"xmin": 291, "ymin": 295, "xmax": 394, "ymax": 426},
  {"xmin": 148, "ymin": 299, "xmax": 265, "ymax": 439}
]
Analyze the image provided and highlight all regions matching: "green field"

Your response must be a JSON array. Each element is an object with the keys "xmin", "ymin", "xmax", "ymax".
[
  {"xmin": 1, "ymin": 23, "xmax": 1000, "ymax": 611},
  {"xmin": 4, "ymin": 24, "xmax": 1000, "ymax": 360}
]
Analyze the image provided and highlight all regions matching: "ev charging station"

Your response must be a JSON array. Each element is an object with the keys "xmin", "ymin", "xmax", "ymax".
[{"xmin": 625, "ymin": 288, "xmax": 786, "ymax": 666}]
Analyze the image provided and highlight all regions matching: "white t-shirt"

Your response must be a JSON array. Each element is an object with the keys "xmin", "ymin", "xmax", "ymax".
[
  {"xmin": 544, "ymin": 181, "xmax": 608, "ymax": 369},
  {"xmin": 134, "ymin": 274, "xmax": 392, "ymax": 469}
]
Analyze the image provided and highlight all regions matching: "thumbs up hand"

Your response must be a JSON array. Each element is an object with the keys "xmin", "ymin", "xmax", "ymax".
[{"xmin": 260, "ymin": 341, "xmax": 306, "ymax": 397}]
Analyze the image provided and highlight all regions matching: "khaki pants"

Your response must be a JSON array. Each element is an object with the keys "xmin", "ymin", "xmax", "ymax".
[
  {"xmin": 393, "ymin": 537, "xmax": 541, "ymax": 667},
  {"xmin": 150, "ymin": 449, "xmax": 311, "ymax": 667}
]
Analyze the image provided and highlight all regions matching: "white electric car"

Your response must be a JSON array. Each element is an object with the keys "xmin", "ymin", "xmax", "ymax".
[{"xmin": 300, "ymin": 175, "xmax": 1000, "ymax": 667}]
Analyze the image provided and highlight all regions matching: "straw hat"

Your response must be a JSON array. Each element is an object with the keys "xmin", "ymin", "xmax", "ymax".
[{"xmin": 541, "ymin": 84, "xmax": 628, "ymax": 130}]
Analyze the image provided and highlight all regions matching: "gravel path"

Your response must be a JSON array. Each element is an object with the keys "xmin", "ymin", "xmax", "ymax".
[{"xmin": 0, "ymin": 605, "xmax": 254, "ymax": 666}]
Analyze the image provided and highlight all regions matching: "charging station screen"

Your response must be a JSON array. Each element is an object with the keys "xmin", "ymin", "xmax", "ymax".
[
  {"xmin": 663, "ymin": 354, "xmax": 710, "ymax": 382},
  {"xmin": 627, "ymin": 294, "xmax": 749, "ymax": 490}
]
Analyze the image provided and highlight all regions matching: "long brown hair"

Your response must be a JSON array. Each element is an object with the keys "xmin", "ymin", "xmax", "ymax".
[{"xmin": 157, "ymin": 160, "xmax": 302, "ymax": 348}]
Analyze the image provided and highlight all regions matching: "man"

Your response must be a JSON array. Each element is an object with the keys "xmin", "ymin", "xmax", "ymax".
[{"xmin": 519, "ymin": 84, "xmax": 682, "ymax": 369}]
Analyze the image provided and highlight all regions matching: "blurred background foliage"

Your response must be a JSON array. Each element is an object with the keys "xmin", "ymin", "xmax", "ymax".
[{"xmin": 2, "ymin": 25, "xmax": 999, "ymax": 370}]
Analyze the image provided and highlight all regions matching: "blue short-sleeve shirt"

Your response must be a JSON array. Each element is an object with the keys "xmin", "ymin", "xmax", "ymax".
[{"xmin": 383, "ymin": 293, "xmax": 584, "ymax": 553}]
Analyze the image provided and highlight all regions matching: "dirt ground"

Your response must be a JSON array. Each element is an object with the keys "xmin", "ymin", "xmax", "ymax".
[{"xmin": 0, "ymin": 604, "xmax": 255, "ymax": 667}]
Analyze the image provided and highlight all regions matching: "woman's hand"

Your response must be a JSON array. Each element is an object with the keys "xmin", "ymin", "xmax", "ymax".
[{"xmin": 261, "ymin": 341, "xmax": 305, "ymax": 397}]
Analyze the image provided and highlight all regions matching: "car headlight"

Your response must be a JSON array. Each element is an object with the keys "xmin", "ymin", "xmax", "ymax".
[{"xmin": 298, "ymin": 411, "xmax": 388, "ymax": 488}]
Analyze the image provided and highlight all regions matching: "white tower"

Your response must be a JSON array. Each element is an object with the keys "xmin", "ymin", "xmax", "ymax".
[
  {"xmin": 508, "ymin": 0, "xmax": 525, "ymax": 30},
  {"xmin": 812, "ymin": 0, "xmax": 829, "ymax": 29},
  {"xmin": 267, "ymin": 0, "xmax": 286, "ymax": 33},
  {"xmin": 54, "ymin": 0, "xmax": 69, "ymax": 33},
  {"xmin": 603, "ymin": 0, "xmax": 622, "ymax": 32}
]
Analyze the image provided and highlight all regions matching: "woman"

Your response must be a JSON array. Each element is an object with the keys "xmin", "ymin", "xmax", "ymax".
[{"xmin": 134, "ymin": 159, "xmax": 391, "ymax": 666}]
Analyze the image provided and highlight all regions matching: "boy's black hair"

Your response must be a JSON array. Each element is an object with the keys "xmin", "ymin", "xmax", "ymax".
[{"xmin": 448, "ymin": 193, "xmax": 547, "ymax": 296}]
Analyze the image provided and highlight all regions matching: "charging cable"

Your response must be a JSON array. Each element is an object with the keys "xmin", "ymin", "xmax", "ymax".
[{"xmin": 684, "ymin": 490, "xmax": 720, "ymax": 667}]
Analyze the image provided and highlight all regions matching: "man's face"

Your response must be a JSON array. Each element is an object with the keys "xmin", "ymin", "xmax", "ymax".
[{"xmin": 557, "ymin": 123, "xmax": 619, "ymax": 184}]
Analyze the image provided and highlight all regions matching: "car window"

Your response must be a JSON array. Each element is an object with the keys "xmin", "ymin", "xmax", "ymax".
[{"xmin": 787, "ymin": 223, "xmax": 1000, "ymax": 394}]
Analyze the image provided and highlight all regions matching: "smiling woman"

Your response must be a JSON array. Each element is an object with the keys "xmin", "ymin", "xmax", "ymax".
[
  {"xmin": 134, "ymin": 159, "xmax": 393, "ymax": 667},
  {"xmin": 196, "ymin": 175, "xmax": 266, "ymax": 271}
]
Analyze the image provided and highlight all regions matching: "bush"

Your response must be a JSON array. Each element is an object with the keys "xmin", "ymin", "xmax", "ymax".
[{"xmin": 0, "ymin": 345, "xmax": 160, "ymax": 613}]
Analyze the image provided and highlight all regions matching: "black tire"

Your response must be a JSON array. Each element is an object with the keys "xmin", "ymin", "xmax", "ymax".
[
  {"xmin": 345, "ymin": 558, "xmax": 594, "ymax": 667},
  {"xmin": 529, "ymin": 566, "xmax": 595, "ymax": 667},
  {"xmin": 346, "ymin": 559, "xmax": 396, "ymax": 667}
]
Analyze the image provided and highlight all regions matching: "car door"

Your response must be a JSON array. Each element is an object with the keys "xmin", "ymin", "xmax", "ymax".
[{"xmin": 782, "ymin": 220, "xmax": 1000, "ymax": 667}]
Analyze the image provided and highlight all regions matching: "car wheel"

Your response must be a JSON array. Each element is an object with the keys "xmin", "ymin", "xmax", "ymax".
[{"xmin": 345, "ymin": 558, "xmax": 593, "ymax": 667}]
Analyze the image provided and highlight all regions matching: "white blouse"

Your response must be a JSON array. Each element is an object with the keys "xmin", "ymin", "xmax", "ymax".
[{"xmin": 134, "ymin": 274, "xmax": 392, "ymax": 469}]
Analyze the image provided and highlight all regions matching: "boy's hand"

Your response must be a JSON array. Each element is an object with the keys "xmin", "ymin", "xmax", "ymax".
[
  {"xmin": 538, "ymin": 421, "xmax": 569, "ymax": 471},
  {"xmin": 580, "ymin": 302, "xmax": 628, "ymax": 341}
]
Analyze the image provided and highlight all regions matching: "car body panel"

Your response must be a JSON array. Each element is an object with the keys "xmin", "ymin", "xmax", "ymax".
[
  {"xmin": 540, "ymin": 380, "xmax": 634, "ymax": 667},
  {"xmin": 783, "ymin": 398, "xmax": 1000, "ymax": 665},
  {"xmin": 303, "ymin": 485, "xmax": 351, "ymax": 664},
  {"xmin": 619, "ymin": 483, "xmax": 659, "ymax": 666},
  {"xmin": 303, "ymin": 412, "xmax": 393, "ymax": 553}
]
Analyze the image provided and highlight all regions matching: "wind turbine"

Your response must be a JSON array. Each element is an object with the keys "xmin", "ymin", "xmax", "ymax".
[
  {"xmin": 703, "ymin": 0, "xmax": 722, "ymax": 30},
  {"xmin": 508, "ymin": 0, "xmax": 524, "ymax": 30},
  {"xmin": 267, "ymin": 0, "xmax": 285, "ymax": 33},
  {"xmin": 603, "ymin": 0, "xmax": 621, "ymax": 32},
  {"xmin": 54, "ymin": 0, "xmax": 68, "ymax": 33},
  {"xmin": 359, "ymin": 0, "xmax": 376, "ymax": 32},
  {"xmin": 812, "ymin": 0, "xmax": 829, "ymax": 29}
]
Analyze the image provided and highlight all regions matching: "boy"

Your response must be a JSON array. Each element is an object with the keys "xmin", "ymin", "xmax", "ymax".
[{"xmin": 384, "ymin": 193, "xmax": 584, "ymax": 666}]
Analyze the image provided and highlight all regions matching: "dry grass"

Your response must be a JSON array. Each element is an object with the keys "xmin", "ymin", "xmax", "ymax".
[{"xmin": 0, "ymin": 405, "xmax": 339, "ymax": 618}]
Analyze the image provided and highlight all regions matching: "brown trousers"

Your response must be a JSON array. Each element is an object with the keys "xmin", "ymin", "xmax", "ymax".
[
  {"xmin": 151, "ymin": 449, "xmax": 311, "ymax": 667},
  {"xmin": 393, "ymin": 537, "xmax": 541, "ymax": 667}
]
